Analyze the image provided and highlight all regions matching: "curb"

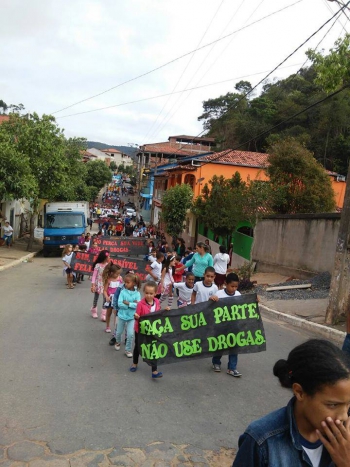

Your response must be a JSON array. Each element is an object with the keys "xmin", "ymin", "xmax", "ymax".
[
  {"xmin": 260, "ymin": 304, "xmax": 346, "ymax": 344},
  {"xmin": 0, "ymin": 250, "xmax": 41, "ymax": 272}
]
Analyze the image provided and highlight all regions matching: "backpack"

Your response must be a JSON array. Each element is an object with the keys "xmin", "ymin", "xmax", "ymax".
[{"xmin": 112, "ymin": 283, "xmax": 125, "ymax": 310}]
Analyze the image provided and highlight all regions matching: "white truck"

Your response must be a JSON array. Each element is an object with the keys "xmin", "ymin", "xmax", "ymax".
[{"xmin": 43, "ymin": 201, "xmax": 89, "ymax": 257}]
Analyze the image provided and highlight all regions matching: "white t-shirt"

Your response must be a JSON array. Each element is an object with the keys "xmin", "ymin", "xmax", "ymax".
[
  {"xmin": 215, "ymin": 289, "xmax": 241, "ymax": 298},
  {"xmin": 162, "ymin": 269, "xmax": 173, "ymax": 288},
  {"xmin": 193, "ymin": 281, "xmax": 218, "ymax": 304},
  {"xmin": 213, "ymin": 253, "xmax": 230, "ymax": 274},
  {"xmin": 173, "ymin": 282, "xmax": 194, "ymax": 306},
  {"xmin": 146, "ymin": 260, "xmax": 162, "ymax": 283},
  {"xmin": 3, "ymin": 224, "xmax": 13, "ymax": 236},
  {"xmin": 300, "ymin": 436, "xmax": 323, "ymax": 467},
  {"xmin": 148, "ymin": 254, "xmax": 156, "ymax": 263},
  {"xmin": 62, "ymin": 252, "xmax": 73, "ymax": 269}
]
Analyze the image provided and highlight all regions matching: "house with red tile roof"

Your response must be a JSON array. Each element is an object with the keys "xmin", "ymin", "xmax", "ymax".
[
  {"xmin": 101, "ymin": 148, "xmax": 133, "ymax": 167},
  {"xmin": 137, "ymin": 135, "xmax": 215, "ymax": 171},
  {"xmin": 152, "ymin": 148, "xmax": 346, "ymax": 256}
]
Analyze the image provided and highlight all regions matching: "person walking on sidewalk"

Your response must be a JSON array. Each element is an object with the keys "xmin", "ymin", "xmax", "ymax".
[{"xmin": 2, "ymin": 221, "xmax": 13, "ymax": 248}]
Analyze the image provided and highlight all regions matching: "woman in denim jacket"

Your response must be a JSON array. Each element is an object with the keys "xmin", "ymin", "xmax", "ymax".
[{"xmin": 233, "ymin": 339, "xmax": 350, "ymax": 467}]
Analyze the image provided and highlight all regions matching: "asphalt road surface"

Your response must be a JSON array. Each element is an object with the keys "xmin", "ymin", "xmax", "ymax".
[{"xmin": 0, "ymin": 256, "xmax": 334, "ymax": 463}]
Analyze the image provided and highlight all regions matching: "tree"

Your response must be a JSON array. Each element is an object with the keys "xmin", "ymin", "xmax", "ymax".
[
  {"xmin": 266, "ymin": 138, "xmax": 336, "ymax": 214},
  {"xmin": 197, "ymin": 53, "xmax": 350, "ymax": 174},
  {"xmin": 85, "ymin": 160, "xmax": 112, "ymax": 198},
  {"xmin": 161, "ymin": 184, "xmax": 193, "ymax": 238},
  {"xmin": 110, "ymin": 161, "xmax": 117, "ymax": 172},
  {"xmin": 1, "ymin": 113, "xmax": 90, "ymax": 249},
  {"xmin": 191, "ymin": 174, "xmax": 247, "ymax": 247},
  {"xmin": 0, "ymin": 125, "xmax": 37, "ymax": 201},
  {"xmin": 0, "ymin": 99, "xmax": 8, "ymax": 114},
  {"xmin": 306, "ymin": 34, "xmax": 350, "ymax": 93},
  {"xmin": 306, "ymin": 35, "xmax": 350, "ymax": 324}
]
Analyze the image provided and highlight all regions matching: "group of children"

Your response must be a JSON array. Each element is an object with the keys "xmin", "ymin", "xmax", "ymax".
[{"xmin": 62, "ymin": 239, "xmax": 243, "ymax": 379}]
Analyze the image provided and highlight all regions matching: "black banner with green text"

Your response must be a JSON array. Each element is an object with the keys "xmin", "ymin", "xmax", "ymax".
[
  {"xmin": 138, "ymin": 294, "xmax": 266, "ymax": 365},
  {"xmin": 94, "ymin": 236, "xmax": 148, "ymax": 255},
  {"xmin": 71, "ymin": 252, "xmax": 148, "ymax": 280}
]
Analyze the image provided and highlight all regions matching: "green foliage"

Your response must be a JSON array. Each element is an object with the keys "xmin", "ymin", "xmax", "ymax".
[
  {"xmin": 85, "ymin": 160, "xmax": 112, "ymax": 195},
  {"xmin": 307, "ymin": 34, "xmax": 350, "ymax": 93},
  {"xmin": 192, "ymin": 173, "xmax": 272, "ymax": 245},
  {"xmin": 198, "ymin": 39, "xmax": 350, "ymax": 174},
  {"xmin": 161, "ymin": 184, "xmax": 193, "ymax": 237},
  {"xmin": 266, "ymin": 138, "xmax": 336, "ymax": 213},
  {"xmin": 0, "ymin": 125, "xmax": 37, "ymax": 201},
  {"xmin": 109, "ymin": 161, "xmax": 117, "ymax": 172},
  {"xmin": 0, "ymin": 99, "xmax": 8, "ymax": 114},
  {"xmin": 0, "ymin": 112, "xmax": 92, "ymax": 249}
]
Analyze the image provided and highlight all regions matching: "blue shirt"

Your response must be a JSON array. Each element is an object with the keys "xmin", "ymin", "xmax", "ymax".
[
  {"xmin": 184, "ymin": 252, "xmax": 213, "ymax": 278},
  {"xmin": 117, "ymin": 288, "xmax": 141, "ymax": 321},
  {"xmin": 233, "ymin": 397, "xmax": 333, "ymax": 467}
]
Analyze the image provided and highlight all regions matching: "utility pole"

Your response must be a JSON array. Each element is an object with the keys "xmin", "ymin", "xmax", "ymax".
[{"xmin": 325, "ymin": 160, "xmax": 350, "ymax": 324}]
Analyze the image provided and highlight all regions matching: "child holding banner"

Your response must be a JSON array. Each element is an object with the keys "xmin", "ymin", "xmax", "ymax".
[
  {"xmin": 115, "ymin": 273, "xmax": 141, "ymax": 357},
  {"xmin": 130, "ymin": 281, "xmax": 164, "ymax": 378},
  {"xmin": 232, "ymin": 339, "xmax": 350, "ymax": 467},
  {"xmin": 211, "ymin": 273, "xmax": 242, "ymax": 377},
  {"xmin": 102, "ymin": 264, "xmax": 123, "ymax": 333},
  {"xmin": 174, "ymin": 272, "xmax": 195, "ymax": 308},
  {"xmin": 191, "ymin": 267, "xmax": 218, "ymax": 305},
  {"xmin": 90, "ymin": 250, "xmax": 110, "ymax": 319}
]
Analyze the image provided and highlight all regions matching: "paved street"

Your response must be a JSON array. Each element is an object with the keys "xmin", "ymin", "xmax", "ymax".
[{"xmin": 0, "ymin": 257, "xmax": 336, "ymax": 466}]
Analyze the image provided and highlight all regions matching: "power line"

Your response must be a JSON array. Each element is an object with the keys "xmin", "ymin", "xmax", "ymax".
[
  {"xmin": 142, "ymin": 0, "xmax": 350, "ymax": 163},
  {"xmin": 149, "ymin": 0, "xmax": 268, "ymax": 141},
  {"xmin": 143, "ymin": 0, "xmax": 226, "ymax": 142},
  {"xmin": 174, "ymin": 84, "xmax": 350, "ymax": 173},
  {"xmin": 56, "ymin": 63, "xmax": 303, "ymax": 119},
  {"xmin": 147, "ymin": 0, "xmax": 248, "ymax": 142},
  {"xmin": 50, "ymin": 0, "xmax": 303, "ymax": 115}
]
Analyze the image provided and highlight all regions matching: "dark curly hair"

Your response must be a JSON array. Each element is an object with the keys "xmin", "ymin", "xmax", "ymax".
[{"xmin": 273, "ymin": 339, "xmax": 350, "ymax": 395}]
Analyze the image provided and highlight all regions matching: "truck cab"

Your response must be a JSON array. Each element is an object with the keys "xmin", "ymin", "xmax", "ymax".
[{"xmin": 43, "ymin": 202, "xmax": 89, "ymax": 257}]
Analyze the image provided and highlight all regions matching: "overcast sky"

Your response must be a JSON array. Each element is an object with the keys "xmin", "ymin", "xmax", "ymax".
[{"xmin": 1, "ymin": 0, "xmax": 348, "ymax": 147}]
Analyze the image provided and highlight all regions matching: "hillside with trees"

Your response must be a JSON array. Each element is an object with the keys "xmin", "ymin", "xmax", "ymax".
[{"xmin": 198, "ymin": 36, "xmax": 350, "ymax": 176}]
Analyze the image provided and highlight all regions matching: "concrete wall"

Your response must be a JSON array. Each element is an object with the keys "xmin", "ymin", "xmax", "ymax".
[{"xmin": 252, "ymin": 213, "xmax": 340, "ymax": 277}]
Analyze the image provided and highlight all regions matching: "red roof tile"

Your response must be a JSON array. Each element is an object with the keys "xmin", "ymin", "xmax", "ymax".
[
  {"xmin": 141, "ymin": 142, "xmax": 208, "ymax": 157},
  {"xmin": 199, "ymin": 149, "xmax": 269, "ymax": 168},
  {"xmin": 102, "ymin": 148, "xmax": 122, "ymax": 154},
  {"xmin": 0, "ymin": 115, "xmax": 10, "ymax": 124}
]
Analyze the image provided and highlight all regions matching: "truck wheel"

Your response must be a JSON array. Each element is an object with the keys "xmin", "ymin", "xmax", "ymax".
[{"xmin": 43, "ymin": 249, "xmax": 49, "ymax": 257}]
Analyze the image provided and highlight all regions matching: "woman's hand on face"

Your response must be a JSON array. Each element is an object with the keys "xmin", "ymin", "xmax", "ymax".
[{"xmin": 316, "ymin": 417, "xmax": 350, "ymax": 466}]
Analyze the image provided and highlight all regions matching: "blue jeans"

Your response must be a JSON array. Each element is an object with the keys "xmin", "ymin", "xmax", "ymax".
[
  {"xmin": 3, "ymin": 235, "xmax": 12, "ymax": 246},
  {"xmin": 342, "ymin": 334, "xmax": 350, "ymax": 356},
  {"xmin": 115, "ymin": 318, "xmax": 134, "ymax": 352},
  {"xmin": 212, "ymin": 354, "xmax": 238, "ymax": 370}
]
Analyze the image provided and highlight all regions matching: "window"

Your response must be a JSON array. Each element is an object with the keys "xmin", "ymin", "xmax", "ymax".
[{"xmin": 184, "ymin": 174, "xmax": 195, "ymax": 190}]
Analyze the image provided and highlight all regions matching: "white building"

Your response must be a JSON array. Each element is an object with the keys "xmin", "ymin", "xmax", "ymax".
[{"xmin": 101, "ymin": 148, "xmax": 133, "ymax": 167}]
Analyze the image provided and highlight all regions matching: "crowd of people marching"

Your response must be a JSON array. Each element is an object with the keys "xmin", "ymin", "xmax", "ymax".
[
  {"xmin": 59, "ymin": 189, "xmax": 350, "ymax": 466},
  {"xmin": 61, "ymin": 227, "xmax": 240, "ymax": 379}
]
